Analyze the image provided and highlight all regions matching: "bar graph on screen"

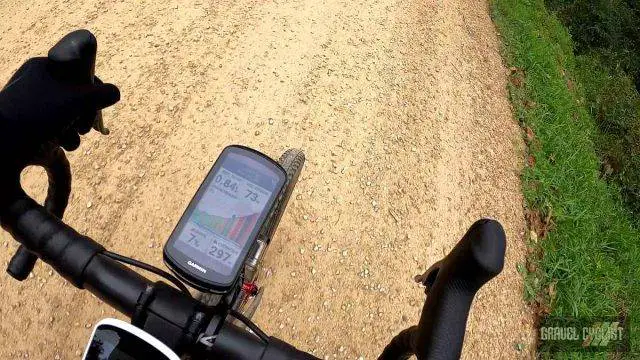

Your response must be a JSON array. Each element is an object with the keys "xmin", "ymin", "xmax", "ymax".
[{"xmin": 191, "ymin": 209, "xmax": 260, "ymax": 246}]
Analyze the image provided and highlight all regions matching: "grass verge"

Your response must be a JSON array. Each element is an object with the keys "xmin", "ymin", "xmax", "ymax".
[{"xmin": 490, "ymin": 0, "xmax": 640, "ymax": 357}]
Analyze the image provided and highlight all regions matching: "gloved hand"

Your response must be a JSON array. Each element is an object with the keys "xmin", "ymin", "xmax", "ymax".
[{"xmin": 0, "ymin": 56, "xmax": 120, "ymax": 160}]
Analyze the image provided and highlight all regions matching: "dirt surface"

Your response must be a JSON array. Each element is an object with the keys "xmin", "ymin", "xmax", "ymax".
[{"xmin": 0, "ymin": 0, "xmax": 535, "ymax": 358}]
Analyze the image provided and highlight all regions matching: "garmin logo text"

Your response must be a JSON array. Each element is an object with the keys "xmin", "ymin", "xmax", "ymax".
[{"xmin": 187, "ymin": 261, "xmax": 207, "ymax": 274}]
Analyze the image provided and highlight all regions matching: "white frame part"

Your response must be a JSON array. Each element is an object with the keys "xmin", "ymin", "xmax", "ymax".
[{"xmin": 82, "ymin": 318, "xmax": 181, "ymax": 360}]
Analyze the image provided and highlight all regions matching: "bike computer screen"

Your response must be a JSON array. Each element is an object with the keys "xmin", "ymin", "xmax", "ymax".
[{"xmin": 163, "ymin": 145, "xmax": 286, "ymax": 293}]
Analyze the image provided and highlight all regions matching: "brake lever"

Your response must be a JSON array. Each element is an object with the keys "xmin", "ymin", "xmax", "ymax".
[
  {"xmin": 7, "ymin": 30, "xmax": 105, "ymax": 281},
  {"xmin": 414, "ymin": 260, "xmax": 442, "ymax": 294},
  {"xmin": 48, "ymin": 29, "xmax": 109, "ymax": 134}
]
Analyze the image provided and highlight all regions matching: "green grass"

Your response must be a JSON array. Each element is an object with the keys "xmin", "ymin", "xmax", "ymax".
[
  {"xmin": 491, "ymin": 0, "xmax": 640, "ymax": 357},
  {"xmin": 573, "ymin": 53, "xmax": 640, "ymax": 219}
]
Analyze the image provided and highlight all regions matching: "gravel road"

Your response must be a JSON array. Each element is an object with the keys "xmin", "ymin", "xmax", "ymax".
[{"xmin": 0, "ymin": 0, "xmax": 534, "ymax": 358}]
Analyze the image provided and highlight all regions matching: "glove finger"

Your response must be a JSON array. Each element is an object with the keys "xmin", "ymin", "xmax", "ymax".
[
  {"xmin": 59, "ymin": 130, "xmax": 81, "ymax": 151},
  {"xmin": 75, "ymin": 111, "xmax": 97, "ymax": 134},
  {"xmin": 2, "ymin": 58, "xmax": 46, "ymax": 91},
  {"xmin": 85, "ymin": 82, "xmax": 120, "ymax": 110}
]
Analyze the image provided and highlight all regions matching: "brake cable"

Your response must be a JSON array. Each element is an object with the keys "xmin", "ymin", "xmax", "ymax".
[
  {"xmin": 228, "ymin": 309, "xmax": 269, "ymax": 342},
  {"xmin": 103, "ymin": 251, "xmax": 191, "ymax": 295},
  {"xmin": 104, "ymin": 251, "xmax": 271, "ymax": 344}
]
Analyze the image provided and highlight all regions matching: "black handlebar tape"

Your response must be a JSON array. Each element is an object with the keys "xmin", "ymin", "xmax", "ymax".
[
  {"xmin": 379, "ymin": 219, "xmax": 506, "ymax": 360},
  {"xmin": 6, "ymin": 246, "xmax": 38, "ymax": 280},
  {"xmin": 206, "ymin": 322, "xmax": 266, "ymax": 360},
  {"xmin": 417, "ymin": 219, "xmax": 506, "ymax": 360},
  {"xmin": 0, "ymin": 194, "xmax": 104, "ymax": 287},
  {"xmin": 262, "ymin": 337, "xmax": 321, "ymax": 360},
  {"xmin": 7, "ymin": 147, "xmax": 71, "ymax": 280},
  {"xmin": 0, "ymin": 195, "xmax": 204, "ymax": 351},
  {"xmin": 208, "ymin": 323, "xmax": 320, "ymax": 360},
  {"xmin": 0, "ymin": 146, "xmax": 204, "ymax": 352}
]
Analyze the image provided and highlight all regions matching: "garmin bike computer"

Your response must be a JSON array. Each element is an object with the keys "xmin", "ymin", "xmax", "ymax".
[{"xmin": 163, "ymin": 145, "xmax": 287, "ymax": 294}]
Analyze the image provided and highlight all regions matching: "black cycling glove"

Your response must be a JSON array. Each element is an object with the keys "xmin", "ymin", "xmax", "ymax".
[{"xmin": 0, "ymin": 56, "xmax": 120, "ymax": 160}]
